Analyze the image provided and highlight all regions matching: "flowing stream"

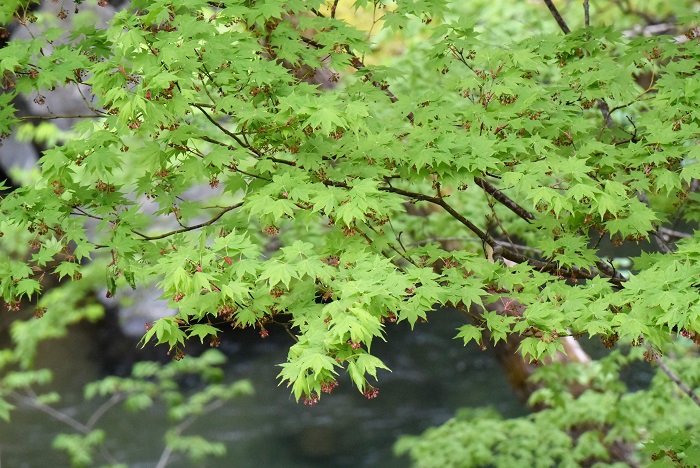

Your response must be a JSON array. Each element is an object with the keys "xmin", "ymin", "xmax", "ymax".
[{"xmin": 2, "ymin": 309, "xmax": 525, "ymax": 467}]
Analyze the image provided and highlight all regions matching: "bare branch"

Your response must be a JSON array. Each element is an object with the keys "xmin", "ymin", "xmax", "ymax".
[
  {"xmin": 653, "ymin": 354, "xmax": 700, "ymax": 409},
  {"xmin": 154, "ymin": 399, "xmax": 227, "ymax": 468},
  {"xmin": 474, "ymin": 177, "xmax": 535, "ymax": 223},
  {"xmin": 657, "ymin": 227, "xmax": 691, "ymax": 240},
  {"xmin": 11, "ymin": 390, "xmax": 88, "ymax": 433},
  {"xmin": 330, "ymin": 0, "xmax": 340, "ymax": 19},
  {"xmin": 85, "ymin": 394, "xmax": 124, "ymax": 429},
  {"xmin": 191, "ymin": 103, "xmax": 261, "ymax": 156},
  {"xmin": 380, "ymin": 185, "xmax": 496, "ymax": 246},
  {"xmin": 19, "ymin": 113, "xmax": 104, "ymax": 121},
  {"xmin": 542, "ymin": 0, "xmax": 571, "ymax": 34}
]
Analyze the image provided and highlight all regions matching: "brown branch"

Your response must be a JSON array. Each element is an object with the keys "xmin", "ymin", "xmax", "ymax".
[
  {"xmin": 132, "ymin": 203, "xmax": 242, "ymax": 241},
  {"xmin": 379, "ymin": 185, "xmax": 495, "ymax": 246},
  {"xmin": 474, "ymin": 177, "xmax": 535, "ymax": 223},
  {"xmin": 583, "ymin": 0, "xmax": 590, "ymax": 28},
  {"xmin": 71, "ymin": 206, "xmax": 104, "ymax": 221},
  {"xmin": 198, "ymin": 135, "xmax": 296, "ymax": 167},
  {"xmin": 191, "ymin": 103, "xmax": 261, "ymax": 157},
  {"xmin": 330, "ymin": 0, "xmax": 340, "ymax": 19},
  {"xmin": 542, "ymin": 0, "xmax": 571, "ymax": 34},
  {"xmin": 19, "ymin": 113, "xmax": 104, "ymax": 120},
  {"xmin": 380, "ymin": 184, "xmax": 625, "ymax": 285},
  {"xmin": 501, "ymin": 247, "xmax": 627, "ymax": 286}
]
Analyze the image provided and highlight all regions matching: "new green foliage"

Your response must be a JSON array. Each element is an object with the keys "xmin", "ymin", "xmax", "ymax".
[{"xmin": 1, "ymin": 0, "xmax": 700, "ymax": 465}]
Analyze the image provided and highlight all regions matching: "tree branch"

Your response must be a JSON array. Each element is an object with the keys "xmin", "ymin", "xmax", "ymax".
[
  {"xmin": 380, "ymin": 185, "xmax": 496, "ymax": 246},
  {"xmin": 132, "ymin": 203, "xmax": 243, "ymax": 241},
  {"xmin": 191, "ymin": 103, "xmax": 261, "ymax": 157},
  {"xmin": 19, "ymin": 114, "xmax": 104, "ymax": 121},
  {"xmin": 330, "ymin": 0, "xmax": 340, "ymax": 19},
  {"xmin": 474, "ymin": 177, "xmax": 535, "ymax": 223},
  {"xmin": 85, "ymin": 394, "xmax": 124, "ymax": 429},
  {"xmin": 653, "ymin": 354, "xmax": 700, "ymax": 408},
  {"xmin": 10, "ymin": 390, "xmax": 88, "ymax": 433},
  {"xmin": 154, "ymin": 399, "xmax": 227, "ymax": 468},
  {"xmin": 542, "ymin": 0, "xmax": 571, "ymax": 34},
  {"xmin": 380, "ymin": 184, "xmax": 625, "ymax": 285}
]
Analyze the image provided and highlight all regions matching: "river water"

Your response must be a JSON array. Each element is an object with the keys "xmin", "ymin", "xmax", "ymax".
[{"xmin": 2, "ymin": 309, "xmax": 525, "ymax": 467}]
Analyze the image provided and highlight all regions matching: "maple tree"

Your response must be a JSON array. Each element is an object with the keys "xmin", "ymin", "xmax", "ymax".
[{"xmin": 1, "ymin": 0, "xmax": 700, "ymax": 465}]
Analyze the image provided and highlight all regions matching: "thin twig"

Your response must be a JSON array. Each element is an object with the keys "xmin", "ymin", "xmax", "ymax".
[
  {"xmin": 381, "ymin": 185, "xmax": 496, "ymax": 246},
  {"xmin": 85, "ymin": 394, "xmax": 124, "ymax": 430},
  {"xmin": 485, "ymin": 194, "xmax": 517, "ymax": 250},
  {"xmin": 584, "ymin": 0, "xmax": 590, "ymax": 28},
  {"xmin": 654, "ymin": 354, "xmax": 700, "ymax": 408},
  {"xmin": 542, "ymin": 0, "xmax": 571, "ymax": 34},
  {"xmin": 132, "ymin": 203, "xmax": 242, "ymax": 241},
  {"xmin": 191, "ymin": 103, "xmax": 261, "ymax": 156},
  {"xmin": 380, "ymin": 184, "xmax": 624, "ymax": 285},
  {"xmin": 364, "ymin": 222, "xmax": 417, "ymax": 267},
  {"xmin": 412, "ymin": 237, "xmax": 543, "ymax": 254},
  {"xmin": 11, "ymin": 390, "xmax": 88, "ymax": 433},
  {"xmin": 19, "ymin": 114, "xmax": 104, "ymax": 121},
  {"xmin": 11, "ymin": 389, "xmax": 122, "ymax": 465},
  {"xmin": 154, "ymin": 399, "xmax": 227, "ymax": 468},
  {"xmin": 71, "ymin": 206, "xmax": 104, "ymax": 221}
]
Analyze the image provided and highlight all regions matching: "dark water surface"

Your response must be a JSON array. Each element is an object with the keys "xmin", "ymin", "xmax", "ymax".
[{"xmin": 2, "ymin": 309, "xmax": 525, "ymax": 467}]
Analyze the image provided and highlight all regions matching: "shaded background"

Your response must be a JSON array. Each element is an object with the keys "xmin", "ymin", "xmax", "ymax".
[{"xmin": 2, "ymin": 309, "xmax": 524, "ymax": 467}]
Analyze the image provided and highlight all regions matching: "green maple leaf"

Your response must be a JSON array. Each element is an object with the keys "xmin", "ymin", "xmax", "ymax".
[{"xmin": 188, "ymin": 324, "xmax": 220, "ymax": 344}]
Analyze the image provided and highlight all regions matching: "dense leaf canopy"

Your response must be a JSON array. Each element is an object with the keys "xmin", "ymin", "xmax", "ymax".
[{"xmin": 1, "ymin": 0, "xmax": 700, "ymax": 465}]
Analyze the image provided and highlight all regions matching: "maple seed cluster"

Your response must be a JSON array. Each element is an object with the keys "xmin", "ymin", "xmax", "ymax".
[
  {"xmin": 347, "ymin": 340, "xmax": 362, "ymax": 349},
  {"xmin": 263, "ymin": 225, "xmax": 280, "ymax": 235},
  {"xmin": 169, "ymin": 348, "xmax": 186, "ymax": 361},
  {"xmin": 95, "ymin": 179, "xmax": 116, "ymax": 192},
  {"xmin": 303, "ymin": 395, "xmax": 320, "ymax": 406},
  {"xmin": 321, "ymin": 380, "xmax": 339, "ymax": 394}
]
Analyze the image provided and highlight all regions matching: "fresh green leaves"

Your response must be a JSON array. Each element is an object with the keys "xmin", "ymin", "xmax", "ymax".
[{"xmin": 1, "ymin": 4, "xmax": 700, "ymax": 466}]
